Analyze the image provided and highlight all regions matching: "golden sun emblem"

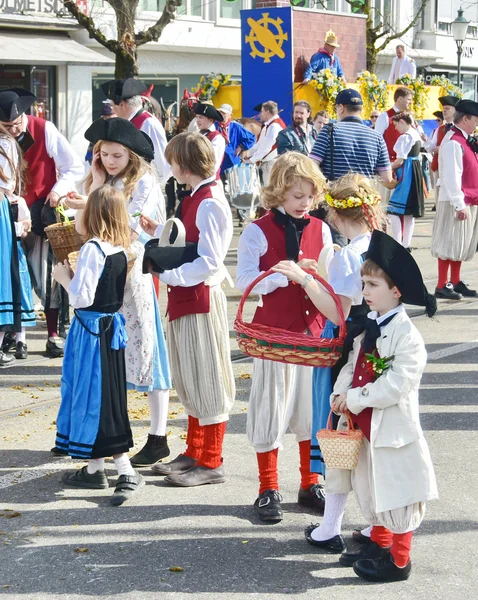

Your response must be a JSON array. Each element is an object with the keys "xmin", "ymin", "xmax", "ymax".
[{"xmin": 245, "ymin": 13, "xmax": 289, "ymax": 63}]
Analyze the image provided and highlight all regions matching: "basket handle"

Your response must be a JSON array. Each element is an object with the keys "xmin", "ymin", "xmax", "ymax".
[
  {"xmin": 235, "ymin": 268, "xmax": 346, "ymax": 340},
  {"xmin": 326, "ymin": 409, "xmax": 355, "ymax": 432},
  {"xmin": 158, "ymin": 217, "xmax": 186, "ymax": 248}
]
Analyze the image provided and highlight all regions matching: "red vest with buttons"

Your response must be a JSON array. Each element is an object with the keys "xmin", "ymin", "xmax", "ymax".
[
  {"xmin": 204, "ymin": 130, "xmax": 223, "ymax": 180},
  {"xmin": 131, "ymin": 111, "xmax": 152, "ymax": 129},
  {"xmin": 166, "ymin": 183, "xmax": 216, "ymax": 322},
  {"xmin": 450, "ymin": 127, "xmax": 478, "ymax": 205},
  {"xmin": 430, "ymin": 124, "xmax": 447, "ymax": 172},
  {"xmin": 383, "ymin": 107, "xmax": 400, "ymax": 162},
  {"xmin": 252, "ymin": 212, "xmax": 326, "ymax": 336},
  {"xmin": 23, "ymin": 115, "xmax": 58, "ymax": 207}
]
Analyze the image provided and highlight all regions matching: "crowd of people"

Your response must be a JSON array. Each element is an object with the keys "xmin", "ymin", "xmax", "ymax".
[{"xmin": 0, "ymin": 73, "xmax": 477, "ymax": 584}]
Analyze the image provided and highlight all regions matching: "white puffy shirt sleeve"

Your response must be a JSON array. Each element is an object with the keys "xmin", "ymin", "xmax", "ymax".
[
  {"xmin": 439, "ymin": 136, "xmax": 465, "ymax": 211},
  {"xmin": 67, "ymin": 242, "xmax": 106, "ymax": 309},
  {"xmin": 375, "ymin": 112, "xmax": 390, "ymax": 136},
  {"xmin": 328, "ymin": 245, "xmax": 363, "ymax": 304},
  {"xmin": 128, "ymin": 172, "xmax": 166, "ymax": 234},
  {"xmin": 141, "ymin": 117, "xmax": 172, "ymax": 183},
  {"xmin": 44, "ymin": 121, "xmax": 84, "ymax": 197},
  {"xmin": 393, "ymin": 132, "xmax": 414, "ymax": 160}
]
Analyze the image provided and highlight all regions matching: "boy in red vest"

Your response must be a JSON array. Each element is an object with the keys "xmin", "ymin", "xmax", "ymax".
[
  {"xmin": 193, "ymin": 102, "xmax": 226, "ymax": 180},
  {"xmin": 140, "ymin": 132, "xmax": 235, "ymax": 487},
  {"xmin": 236, "ymin": 152, "xmax": 332, "ymax": 522},
  {"xmin": 431, "ymin": 99, "xmax": 478, "ymax": 300}
]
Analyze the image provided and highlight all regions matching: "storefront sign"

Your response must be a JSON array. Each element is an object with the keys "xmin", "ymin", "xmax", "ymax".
[{"xmin": 0, "ymin": 0, "xmax": 86, "ymax": 14}]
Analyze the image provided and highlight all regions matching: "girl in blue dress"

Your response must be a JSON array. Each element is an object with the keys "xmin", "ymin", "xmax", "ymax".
[{"xmin": 53, "ymin": 185, "xmax": 144, "ymax": 506}]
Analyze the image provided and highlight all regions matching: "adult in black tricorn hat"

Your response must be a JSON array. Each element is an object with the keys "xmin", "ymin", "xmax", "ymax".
[
  {"xmin": 430, "ymin": 95, "xmax": 460, "ymax": 175},
  {"xmin": 102, "ymin": 78, "xmax": 170, "ymax": 183},
  {"xmin": 431, "ymin": 98, "xmax": 478, "ymax": 300},
  {"xmin": 193, "ymin": 102, "xmax": 225, "ymax": 179},
  {"xmin": 0, "ymin": 88, "xmax": 83, "ymax": 359}
]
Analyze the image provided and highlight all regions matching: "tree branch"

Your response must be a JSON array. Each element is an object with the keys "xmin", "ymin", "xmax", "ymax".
[
  {"xmin": 376, "ymin": 0, "xmax": 429, "ymax": 50},
  {"xmin": 135, "ymin": 0, "xmax": 183, "ymax": 46},
  {"xmin": 63, "ymin": 1, "xmax": 119, "ymax": 53}
]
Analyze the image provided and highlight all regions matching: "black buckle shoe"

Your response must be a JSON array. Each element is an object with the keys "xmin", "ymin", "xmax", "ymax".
[
  {"xmin": 130, "ymin": 434, "xmax": 170, "ymax": 467},
  {"xmin": 340, "ymin": 539, "xmax": 391, "ymax": 567},
  {"xmin": 15, "ymin": 342, "xmax": 28, "ymax": 360},
  {"xmin": 304, "ymin": 524, "xmax": 346, "ymax": 553},
  {"xmin": 46, "ymin": 336, "xmax": 64, "ymax": 358},
  {"xmin": 61, "ymin": 466, "xmax": 109, "ymax": 489},
  {"xmin": 1, "ymin": 332, "xmax": 15, "ymax": 354},
  {"xmin": 352, "ymin": 528, "xmax": 370, "ymax": 545},
  {"xmin": 254, "ymin": 489, "xmax": 283, "ymax": 522},
  {"xmin": 0, "ymin": 350, "xmax": 15, "ymax": 367},
  {"xmin": 434, "ymin": 283, "xmax": 462, "ymax": 300},
  {"xmin": 353, "ymin": 554, "xmax": 412, "ymax": 582},
  {"xmin": 110, "ymin": 471, "xmax": 145, "ymax": 506},
  {"xmin": 297, "ymin": 483, "xmax": 325, "ymax": 514},
  {"xmin": 453, "ymin": 280, "xmax": 478, "ymax": 297}
]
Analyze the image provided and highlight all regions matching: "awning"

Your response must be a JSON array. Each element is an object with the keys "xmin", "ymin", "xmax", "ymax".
[{"xmin": 0, "ymin": 31, "xmax": 114, "ymax": 66}]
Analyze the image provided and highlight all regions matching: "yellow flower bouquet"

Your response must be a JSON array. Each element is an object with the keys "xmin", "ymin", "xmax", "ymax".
[
  {"xmin": 310, "ymin": 68, "xmax": 346, "ymax": 116},
  {"xmin": 193, "ymin": 72, "xmax": 238, "ymax": 101}
]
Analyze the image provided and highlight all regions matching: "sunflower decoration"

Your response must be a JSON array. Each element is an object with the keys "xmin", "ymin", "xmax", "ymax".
[
  {"xmin": 310, "ymin": 68, "xmax": 346, "ymax": 117},
  {"xmin": 193, "ymin": 73, "xmax": 238, "ymax": 101}
]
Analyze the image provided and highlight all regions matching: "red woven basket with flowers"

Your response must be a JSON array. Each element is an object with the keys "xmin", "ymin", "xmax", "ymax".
[{"xmin": 234, "ymin": 269, "xmax": 346, "ymax": 368}]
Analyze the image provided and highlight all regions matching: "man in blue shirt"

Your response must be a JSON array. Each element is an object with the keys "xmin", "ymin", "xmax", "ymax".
[
  {"xmin": 215, "ymin": 103, "xmax": 256, "ymax": 175},
  {"xmin": 309, "ymin": 89, "xmax": 392, "ymax": 185},
  {"xmin": 277, "ymin": 101, "xmax": 317, "ymax": 156},
  {"xmin": 303, "ymin": 31, "xmax": 346, "ymax": 83}
]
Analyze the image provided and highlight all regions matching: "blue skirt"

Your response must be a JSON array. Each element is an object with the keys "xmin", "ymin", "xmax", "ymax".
[
  {"xmin": 388, "ymin": 156, "xmax": 424, "ymax": 217},
  {"xmin": 0, "ymin": 195, "xmax": 22, "ymax": 331},
  {"xmin": 56, "ymin": 310, "xmax": 133, "ymax": 459},
  {"xmin": 17, "ymin": 242, "xmax": 36, "ymax": 327}
]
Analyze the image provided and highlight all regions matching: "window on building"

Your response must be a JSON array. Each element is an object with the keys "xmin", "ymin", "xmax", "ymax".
[
  {"xmin": 437, "ymin": 21, "xmax": 452, "ymax": 34},
  {"xmin": 468, "ymin": 25, "xmax": 478, "ymax": 38},
  {"xmin": 141, "ymin": 0, "xmax": 166, "ymax": 10},
  {"xmin": 221, "ymin": 0, "xmax": 242, "ymax": 20},
  {"xmin": 177, "ymin": 0, "xmax": 202, "ymax": 17}
]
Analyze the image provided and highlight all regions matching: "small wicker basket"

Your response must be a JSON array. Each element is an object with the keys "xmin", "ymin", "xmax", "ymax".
[
  {"xmin": 45, "ymin": 218, "xmax": 83, "ymax": 264},
  {"xmin": 68, "ymin": 250, "xmax": 137, "ymax": 276},
  {"xmin": 317, "ymin": 411, "xmax": 363, "ymax": 470},
  {"xmin": 234, "ymin": 269, "xmax": 346, "ymax": 368}
]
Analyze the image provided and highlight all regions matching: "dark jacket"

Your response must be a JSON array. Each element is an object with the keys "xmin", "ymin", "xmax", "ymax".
[{"xmin": 277, "ymin": 124, "xmax": 317, "ymax": 156}]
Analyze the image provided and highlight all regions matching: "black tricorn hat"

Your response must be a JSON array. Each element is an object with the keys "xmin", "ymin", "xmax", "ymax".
[
  {"xmin": 366, "ymin": 230, "xmax": 437, "ymax": 317},
  {"xmin": 432, "ymin": 110, "xmax": 444, "ymax": 120},
  {"xmin": 0, "ymin": 88, "xmax": 36, "ymax": 122},
  {"xmin": 101, "ymin": 78, "xmax": 147, "ymax": 104},
  {"xmin": 84, "ymin": 117, "xmax": 154, "ymax": 162},
  {"xmin": 454, "ymin": 99, "xmax": 478, "ymax": 117},
  {"xmin": 193, "ymin": 102, "xmax": 224, "ymax": 122},
  {"xmin": 253, "ymin": 103, "xmax": 263, "ymax": 112},
  {"xmin": 438, "ymin": 95, "xmax": 459, "ymax": 107}
]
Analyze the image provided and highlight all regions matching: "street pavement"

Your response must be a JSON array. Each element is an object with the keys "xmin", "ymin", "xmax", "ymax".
[{"xmin": 0, "ymin": 198, "xmax": 477, "ymax": 599}]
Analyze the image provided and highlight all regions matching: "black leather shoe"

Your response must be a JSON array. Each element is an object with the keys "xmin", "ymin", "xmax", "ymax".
[
  {"xmin": 15, "ymin": 342, "xmax": 28, "ymax": 360},
  {"xmin": 151, "ymin": 453, "xmax": 197, "ymax": 476},
  {"xmin": 165, "ymin": 464, "xmax": 226, "ymax": 487},
  {"xmin": 340, "ymin": 539, "xmax": 391, "ymax": 567},
  {"xmin": 51, "ymin": 446, "xmax": 68, "ymax": 456},
  {"xmin": 62, "ymin": 466, "xmax": 109, "ymax": 489},
  {"xmin": 453, "ymin": 281, "xmax": 478, "ymax": 297},
  {"xmin": 1, "ymin": 332, "xmax": 15, "ymax": 353},
  {"xmin": 254, "ymin": 489, "xmax": 283, "ymax": 522},
  {"xmin": 110, "ymin": 471, "xmax": 145, "ymax": 506},
  {"xmin": 130, "ymin": 434, "xmax": 170, "ymax": 467},
  {"xmin": 304, "ymin": 524, "xmax": 346, "ymax": 553},
  {"xmin": 0, "ymin": 350, "xmax": 15, "ymax": 367},
  {"xmin": 297, "ymin": 483, "xmax": 325, "ymax": 514},
  {"xmin": 353, "ymin": 554, "xmax": 412, "ymax": 582},
  {"xmin": 435, "ymin": 283, "xmax": 462, "ymax": 300},
  {"xmin": 352, "ymin": 529, "xmax": 370, "ymax": 545},
  {"xmin": 46, "ymin": 336, "xmax": 64, "ymax": 358}
]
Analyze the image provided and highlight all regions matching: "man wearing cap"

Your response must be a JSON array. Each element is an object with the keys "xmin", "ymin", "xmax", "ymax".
[
  {"xmin": 430, "ymin": 99, "xmax": 478, "ymax": 300},
  {"xmin": 102, "ymin": 78, "xmax": 170, "ymax": 183},
  {"xmin": 0, "ymin": 88, "xmax": 83, "ymax": 358},
  {"xmin": 309, "ymin": 89, "xmax": 392, "ymax": 183},
  {"xmin": 302, "ymin": 31, "xmax": 346, "ymax": 84},
  {"xmin": 193, "ymin": 102, "xmax": 226, "ymax": 179},
  {"xmin": 244, "ymin": 101, "xmax": 285, "ymax": 185},
  {"xmin": 215, "ymin": 104, "xmax": 255, "ymax": 176},
  {"xmin": 277, "ymin": 101, "xmax": 317, "ymax": 156},
  {"xmin": 388, "ymin": 44, "xmax": 417, "ymax": 84}
]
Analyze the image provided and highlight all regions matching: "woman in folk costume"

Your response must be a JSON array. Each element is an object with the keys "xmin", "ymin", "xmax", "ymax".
[
  {"xmin": 272, "ymin": 173, "xmax": 384, "ymax": 540},
  {"xmin": 236, "ymin": 152, "xmax": 333, "ymax": 522},
  {"xmin": 65, "ymin": 118, "xmax": 172, "ymax": 467},
  {"xmin": 329, "ymin": 231, "xmax": 438, "ymax": 582},
  {"xmin": 0, "ymin": 124, "xmax": 35, "ymax": 366},
  {"xmin": 387, "ymin": 112, "xmax": 424, "ymax": 250},
  {"xmin": 54, "ymin": 186, "xmax": 144, "ymax": 506},
  {"xmin": 140, "ymin": 132, "xmax": 235, "ymax": 487}
]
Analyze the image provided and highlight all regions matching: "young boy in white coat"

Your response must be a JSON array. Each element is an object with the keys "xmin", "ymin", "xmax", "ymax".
[{"xmin": 331, "ymin": 230, "xmax": 438, "ymax": 583}]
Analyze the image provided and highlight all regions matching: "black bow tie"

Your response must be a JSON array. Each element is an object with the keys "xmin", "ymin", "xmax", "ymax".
[
  {"xmin": 468, "ymin": 135, "xmax": 478, "ymax": 154},
  {"xmin": 272, "ymin": 208, "xmax": 310, "ymax": 261},
  {"xmin": 445, "ymin": 122, "xmax": 453, "ymax": 132},
  {"xmin": 362, "ymin": 314, "xmax": 396, "ymax": 352}
]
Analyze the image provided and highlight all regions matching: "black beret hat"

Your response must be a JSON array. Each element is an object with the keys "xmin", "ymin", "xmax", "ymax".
[
  {"xmin": 84, "ymin": 117, "xmax": 154, "ymax": 162},
  {"xmin": 438, "ymin": 95, "xmax": 460, "ymax": 107},
  {"xmin": 101, "ymin": 78, "xmax": 147, "ymax": 104},
  {"xmin": 0, "ymin": 88, "xmax": 36, "ymax": 122},
  {"xmin": 366, "ymin": 230, "xmax": 437, "ymax": 317},
  {"xmin": 454, "ymin": 99, "xmax": 478, "ymax": 117},
  {"xmin": 193, "ymin": 102, "xmax": 224, "ymax": 122}
]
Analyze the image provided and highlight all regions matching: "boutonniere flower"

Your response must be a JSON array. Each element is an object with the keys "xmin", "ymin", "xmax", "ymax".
[{"xmin": 365, "ymin": 350, "xmax": 394, "ymax": 378}]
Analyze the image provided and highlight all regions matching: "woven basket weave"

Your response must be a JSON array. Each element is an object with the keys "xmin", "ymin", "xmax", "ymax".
[
  {"xmin": 45, "ymin": 221, "xmax": 83, "ymax": 264},
  {"xmin": 318, "ymin": 411, "xmax": 363, "ymax": 470},
  {"xmin": 234, "ymin": 269, "xmax": 346, "ymax": 368}
]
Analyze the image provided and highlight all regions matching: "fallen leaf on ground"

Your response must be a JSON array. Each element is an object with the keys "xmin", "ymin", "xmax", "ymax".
[
  {"xmin": 5, "ymin": 513, "xmax": 21, "ymax": 519},
  {"xmin": 241, "ymin": 540, "xmax": 249, "ymax": 544},
  {"xmin": 75, "ymin": 547, "xmax": 89, "ymax": 553},
  {"xmin": 239, "ymin": 373, "xmax": 251, "ymax": 379},
  {"xmin": 169, "ymin": 566, "xmax": 183, "ymax": 572}
]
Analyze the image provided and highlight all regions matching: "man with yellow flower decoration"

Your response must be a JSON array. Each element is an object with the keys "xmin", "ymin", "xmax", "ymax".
[{"xmin": 302, "ymin": 31, "xmax": 346, "ymax": 84}]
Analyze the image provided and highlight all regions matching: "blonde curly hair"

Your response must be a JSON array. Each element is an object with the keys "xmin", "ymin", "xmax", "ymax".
[{"xmin": 261, "ymin": 152, "xmax": 326, "ymax": 210}]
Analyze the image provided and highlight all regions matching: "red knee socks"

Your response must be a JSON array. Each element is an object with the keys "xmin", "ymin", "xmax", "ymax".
[
  {"xmin": 437, "ymin": 259, "xmax": 451, "ymax": 289},
  {"xmin": 370, "ymin": 525, "xmax": 393, "ymax": 548},
  {"xmin": 450, "ymin": 260, "xmax": 462, "ymax": 286},
  {"xmin": 46, "ymin": 308, "xmax": 59, "ymax": 338},
  {"xmin": 197, "ymin": 421, "xmax": 227, "ymax": 469},
  {"xmin": 391, "ymin": 531, "xmax": 413, "ymax": 567},
  {"xmin": 299, "ymin": 440, "xmax": 319, "ymax": 490},
  {"xmin": 257, "ymin": 448, "xmax": 279, "ymax": 494},
  {"xmin": 183, "ymin": 416, "xmax": 204, "ymax": 460}
]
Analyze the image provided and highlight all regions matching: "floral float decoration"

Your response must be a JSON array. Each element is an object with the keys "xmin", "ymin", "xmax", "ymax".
[
  {"xmin": 356, "ymin": 71, "xmax": 388, "ymax": 119},
  {"xmin": 428, "ymin": 75, "xmax": 463, "ymax": 99},
  {"xmin": 309, "ymin": 68, "xmax": 346, "ymax": 116},
  {"xmin": 395, "ymin": 74, "xmax": 430, "ymax": 120},
  {"xmin": 192, "ymin": 73, "xmax": 238, "ymax": 101}
]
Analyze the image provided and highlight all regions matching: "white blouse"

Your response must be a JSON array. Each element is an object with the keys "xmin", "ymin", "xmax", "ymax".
[
  {"xmin": 67, "ymin": 239, "xmax": 126, "ymax": 309},
  {"xmin": 393, "ymin": 127, "xmax": 421, "ymax": 160},
  {"xmin": 236, "ymin": 214, "xmax": 333, "ymax": 295},
  {"xmin": 328, "ymin": 232, "xmax": 371, "ymax": 306}
]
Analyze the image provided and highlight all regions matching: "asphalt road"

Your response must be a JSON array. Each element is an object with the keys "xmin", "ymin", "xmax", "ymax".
[{"xmin": 0, "ymin": 201, "xmax": 477, "ymax": 599}]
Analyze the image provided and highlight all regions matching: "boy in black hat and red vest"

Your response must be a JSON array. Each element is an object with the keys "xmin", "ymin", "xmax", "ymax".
[
  {"xmin": 0, "ymin": 88, "xmax": 83, "ymax": 358},
  {"xmin": 193, "ymin": 102, "xmax": 226, "ymax": 180},
  {"xmin": 102, "ymin": 78, "xmax": 170, "ymax": 184},
  {"xmin": 328, "ymin": 230, "xmax": 438, "ymax": 583},
  {"xmin": 431, "ymin": 99, "xmax": 478, "ymax": 300}
]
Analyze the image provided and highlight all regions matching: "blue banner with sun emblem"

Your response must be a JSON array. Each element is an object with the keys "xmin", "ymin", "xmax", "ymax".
[{"xmin": 241, "ymin": 7, "xmax": 293, "ymax": 124}]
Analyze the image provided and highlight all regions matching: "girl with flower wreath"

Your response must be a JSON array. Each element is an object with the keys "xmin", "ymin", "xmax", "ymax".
[{"xmin": 272, "ymin": 173, "xmax": 385, "ymax": 550}]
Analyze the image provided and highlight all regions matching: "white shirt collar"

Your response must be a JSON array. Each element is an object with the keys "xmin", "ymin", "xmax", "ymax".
[
  {"xmin": 392, "ymin": 104, "xmax": 400, "ymax": 113},
  {"xmin": 126, "ymin": 108, "xmax": 137, "ymax": 122},
  {"xmin": 367, "ymin": 304, "xmax": 405, "ymax": 325},
  {"xmin": 264, "ymin": 115, "xmax": 277, "ymax": 126},
  {"xmin": 191, "ymin": 175, "xmax": 216, "ymax": 196}
]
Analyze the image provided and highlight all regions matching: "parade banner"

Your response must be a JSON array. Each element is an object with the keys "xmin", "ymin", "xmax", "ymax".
[{"xmin": 241, "ymin": 7, "xmax": 294, "ymax": 124}]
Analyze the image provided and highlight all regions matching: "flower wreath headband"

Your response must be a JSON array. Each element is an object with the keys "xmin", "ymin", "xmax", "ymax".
[{"xmin": 324, "ymin": 192, "xmax": 381, "ymax": 210}]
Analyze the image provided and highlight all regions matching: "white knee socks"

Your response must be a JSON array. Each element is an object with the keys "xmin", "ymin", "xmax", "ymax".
[
  {"xmin": 147, "ymin": 389, "xmax": 169, "ymax": 436},
  {"xmin": 311, "ymin": 492, "xmax": 348, "ymax": 541},
  {"xmin": 0, "ymin": 332, "xmax": 4, "ymax": 347},
  {"xmin": 113, "ymin": 453, "xmax": 135, "ymax": 476},
  {"xmin": 389, "ymin": 215, "xmax": 415, "ymax": 248},
  {"xmin": 87, "ymin": 458, "xmax": 105, "ymax": 474},
  {"xmin": 16, "ymin": 328, "xmax": 26, "ymax": 344}
]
